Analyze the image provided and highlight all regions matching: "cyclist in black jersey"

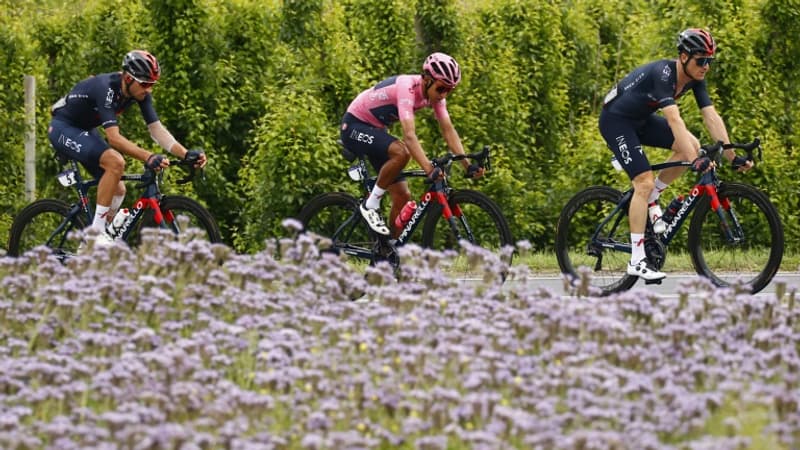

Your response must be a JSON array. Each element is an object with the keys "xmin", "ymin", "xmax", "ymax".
[
  {"xmin": 598, "ymin": 28, "xmax": 753, "ymax": 281},
  {"xmin": 48, "ymin": 50, "xmax": 207, "ymax": 245}
]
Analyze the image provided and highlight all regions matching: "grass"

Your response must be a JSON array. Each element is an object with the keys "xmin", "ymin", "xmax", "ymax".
[{"xmin": 517, "ymin": 250, "xmax": 800, "ymax": 275}]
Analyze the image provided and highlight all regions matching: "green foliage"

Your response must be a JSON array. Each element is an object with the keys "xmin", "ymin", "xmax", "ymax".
[
  {"xmin": 415, "ymin": 0, "xmax": 462, "ymax": 56},
  {"xmin": 1, "ymin": 0, "xmax": 797, "ymax": 254},
  {"xmin": 236, "ymin": 79, "xmax": 344, "ymax": 252}
]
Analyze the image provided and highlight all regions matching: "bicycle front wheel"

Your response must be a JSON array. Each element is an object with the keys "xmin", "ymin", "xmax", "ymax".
[
  {"xmin": 138, "ymin": 195, "xmax": 222, "ymax": 243},
  {"xmin": 421, "ymin": 190, "xmax": 514, "ymax": 277},
  {"xmin": 7, "ymin": 199, "xmax": 88, "ymax": 258},
  {"xmin": 555, "ymin": 186, "xmax": 637, "ymax": 295},
  {"xmin": 688, "ymin": 182, "xmax": 783, "ymax": 293}
]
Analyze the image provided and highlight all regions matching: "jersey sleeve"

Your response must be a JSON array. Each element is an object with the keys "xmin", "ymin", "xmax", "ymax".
[
  {"xmin": 95, "ymin": 82, "xmax": 120, "ymax": 129},
  {"xmin": 651, "ymin": 63, "xmax": 677, "ymax": 109},
  {"xmin": 432, "ymin": 99, "xmax": 450, "ymax": 122},
  {"xmin": 691, "ymin": 80, "xmax": 713, "ymax": 109},
  {"xmin": 138, "ymin": 95, "xmax": 160, "ymax": 125},
  {"xmin": 396, "ymin": 76, "xmax": 416, "ymax": 121}
]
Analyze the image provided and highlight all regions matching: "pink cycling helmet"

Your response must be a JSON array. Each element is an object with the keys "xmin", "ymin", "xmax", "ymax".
[{"xmin": 422, "ymin": 52, "xmax": 461, "ymax": 87}]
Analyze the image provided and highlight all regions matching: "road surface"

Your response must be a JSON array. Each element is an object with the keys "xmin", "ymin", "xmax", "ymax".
[{"xmin": 500, "ymin": 272, "xmax": 800, "ymax": 298}]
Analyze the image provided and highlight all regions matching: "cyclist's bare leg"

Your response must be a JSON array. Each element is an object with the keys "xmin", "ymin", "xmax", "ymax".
[
  {"xmin": 110, "ymin": 181, "xmax": 127, "ymax": 214},
  {"xmin": 94, "ymin": 149, "xmax": 125, "ymax": 230},
  {"xmin": 375, "ymin": 140, "xmax": 410, "ymax": 192},
  {"xmin": 366, "ymin": 140, "xmax": 409, "ymax": 210},
  {"xmin": 657, "ymin": 134, "xmax": 701, "ymax": 185},
  {"xmin": 630, "ymin": 171, "xmax": 655, "ymax": 234},
  {"xmin": 628, "ymin": 170, "xmax": 666, "ymax": 279},
  {"xmin": 387, "ymin": 181, "xmax": 411, "ymax": 238},
  {"xmin": 360, "ymin": 141, "xmax": 410, "ymax": 236}
]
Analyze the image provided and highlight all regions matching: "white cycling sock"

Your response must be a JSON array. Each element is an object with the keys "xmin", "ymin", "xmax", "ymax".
[
  {"xmin": 365, "ymin": 185, "xmax": 386, "ymax": 210},
  {"xmin": 648, "ymin": 178, "xmax": 669, "ymax": 204},
  {"xmin": 93, "ymin": 205, "xmax": 111, "ymax": 231},
  {"xmin": 630, "ymin": 232, "xmax": 645, "ymax": 264}
]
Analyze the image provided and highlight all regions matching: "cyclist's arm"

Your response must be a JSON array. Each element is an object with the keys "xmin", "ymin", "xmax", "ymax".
[
  {"xmin": 399, "ymin": 116, "xmax": 434, "ymax": 175},
  {"xmin": 147, "ymin": 121, "xmax": 207, "ymax": 168},
  {"xmin": 105, "ymin": 125, "xmax": 159, "ymax": 163},
  {"xmin": 437, "ymin": 115, "xmax": 469, "ymax": 169},
  {"xmin": 701, "ymin": 105, "xmax": 735, "ymax": 163},
  {"xmin": 662, "ymin": 105, "xmax": 697, "ymax": 156}
]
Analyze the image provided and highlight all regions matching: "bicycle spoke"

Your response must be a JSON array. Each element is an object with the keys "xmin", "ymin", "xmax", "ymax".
[
  {"xmin": 7, "ymin": 199, "xmax": 88, "ymax": 258},
  {"xmin": 421, "ymin": 190, "xmax": 513, "ymax": 280},
  {"xmin": 556, "ymin": 187, "xmax": 636, "ymax": 295},
  {"xmin": 297, "ymin": 193, "xmax": 375, "ymax": 262},
  {"xmin": 689, "ymin": 182, "xmax": 783, "ymax": 293}
]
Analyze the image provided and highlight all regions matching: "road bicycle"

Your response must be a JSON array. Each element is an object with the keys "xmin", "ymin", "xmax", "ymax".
[
  {"xmin": 296, "ymin": 145, "xmax": 514, "ymax": 276},
  {"xmin": 7, "ymin": 152, "xmax": 222, "ymax": 259},
  {"xmin": 556, "ymin": 139, "xmax": 783, "ymax": 295}
]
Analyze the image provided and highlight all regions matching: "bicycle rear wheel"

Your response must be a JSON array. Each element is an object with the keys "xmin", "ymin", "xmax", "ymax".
[
  {"xmin": 296, "ymin": 192, "xmax": 386, "ymax": 265},
  {"xmin": 7, "ymin": 199, "xmax": 88, "ymax": 258},
  {"xmin": 421, "ymin": 190, "xmax": 514, "ymax": 278},
  {"xmin": 137, "ymin": 195, "xmax": 222, "ymax": 243},
  {"xmin": 688, "ymin": 182, "xmax": 783, "ymax": 293},
  {"xmin": 555, "ymin": 186, "xmax": 637, "ymax": 295}
]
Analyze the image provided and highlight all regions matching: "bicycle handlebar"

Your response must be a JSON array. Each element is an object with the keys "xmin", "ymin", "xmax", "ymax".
[
  {"xmin": 427, "ymin": 145, "xmax": 492, "ymax": 182},
  {"xmin": 699, "ymin": 138, "xmax": 762, "ymax": 164},
  {"xmin": 137, "ymin": 153, "xmax": 204, "ymax": 187}
]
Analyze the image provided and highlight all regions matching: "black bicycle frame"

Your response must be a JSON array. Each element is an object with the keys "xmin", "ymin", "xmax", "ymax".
[
  {"xmin": 593, "ymin": 160, "xmax": 741, "ymax": 254},
  {"xmin": 53, "ymin": 159, "xmax": 173, "ymax": 244},
  {"xmin": 330, "ymin": 180, "xmax": 448, "ymax": 261},
  {"xmin": 337, "ymin": 144, "xmax": 490, "ymax": 259}
]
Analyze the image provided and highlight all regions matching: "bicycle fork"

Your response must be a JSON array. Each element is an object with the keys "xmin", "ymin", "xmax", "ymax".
[{"xmin": 707, "ymin": 186, "xmax": 745, "ymax": 245}]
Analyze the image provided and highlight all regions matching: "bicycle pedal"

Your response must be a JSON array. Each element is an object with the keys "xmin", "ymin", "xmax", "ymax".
[{"xmin": 644, "ymin": 279, "xmax": 663, "ymax": 285}]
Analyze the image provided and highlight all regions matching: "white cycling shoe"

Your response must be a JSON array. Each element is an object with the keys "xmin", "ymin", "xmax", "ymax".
[
  {"xmin": 627, "ymin": 259, "xmax": 666, "ymax": 281},
  {"xmin": 359, "ymin": 202, "xmax": 390, "ymax": 236}
]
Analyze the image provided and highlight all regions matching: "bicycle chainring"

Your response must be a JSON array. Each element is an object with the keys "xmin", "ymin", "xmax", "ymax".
[
  {"xmin": 372, "ymin": 239, "xmax": 400, "ymax": 273},
  {"xmin": 645, "ymin": 236, "xmax": 666, "ymax": 270}
]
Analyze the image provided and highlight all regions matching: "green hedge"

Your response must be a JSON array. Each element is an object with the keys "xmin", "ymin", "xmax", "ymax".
[{"xmin": 1, "ymin": 0, "xmax": 797, "ymax": 254}]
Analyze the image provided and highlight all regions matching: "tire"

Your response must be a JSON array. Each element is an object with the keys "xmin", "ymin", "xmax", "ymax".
[
  {"xmin": 421, "ymin": 189, "xmax": 514, "ymax": 277},
  {"xmin": 296, "ymin": 192, "xmax": 377, "ymax": 262},
  {"xmin": 688, "ymin": 182, "xmax": 783, "ymax": 293},
  {"xmin": 7, "ymin": 199, "xmax": 89, "ymax": 258},
  {"xmin": 555, "ymin": 186, "xmax": 637, "ymax": 295},
  {"xmin": 137, "ymin": 195, "xmax": 222, "ymax": 243}
]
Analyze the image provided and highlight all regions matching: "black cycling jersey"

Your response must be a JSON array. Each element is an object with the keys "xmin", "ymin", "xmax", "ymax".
[
  {"xmin": 603, "ymin": 59, "xmax": 712, "ymax": 119},
  {"xmin": 51, "ymin": 72, "xmax": 159, "ymax": 130}
]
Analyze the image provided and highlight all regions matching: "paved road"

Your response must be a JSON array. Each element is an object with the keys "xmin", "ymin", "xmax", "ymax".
[{"xmin": 496, "ymin": 272, "xmax": 800, "ymax": 297}]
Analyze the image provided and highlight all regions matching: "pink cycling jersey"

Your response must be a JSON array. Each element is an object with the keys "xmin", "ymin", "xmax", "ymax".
[{"xmin": 346, "ymin": 74, "xmax": 450, "ymax": 128}]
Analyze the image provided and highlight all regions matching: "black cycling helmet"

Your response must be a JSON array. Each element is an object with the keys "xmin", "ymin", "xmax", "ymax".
[
  {"xmin": 677, "ymin": 28, "xmax": 716, "ymax": 55},
  {"xmin": 122, "ymin": 50, "xmax": 161, "ymax": 83}
]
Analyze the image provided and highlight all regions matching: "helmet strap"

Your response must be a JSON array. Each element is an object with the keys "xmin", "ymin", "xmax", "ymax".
[
  {"xmin": 679, "ymin": 53, "xmax": 699, "ymax": 81},
  {"xmin": 122, "ymin": 72, "xmax": 135, "ymax": 98},
  {"xmin": 423, "ymin": 75, "xmax": 434, "ymax": 100}
]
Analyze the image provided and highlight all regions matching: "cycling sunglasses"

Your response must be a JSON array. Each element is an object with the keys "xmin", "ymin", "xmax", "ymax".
[
  {"xmin": 435, "ymin": 84, "xmax": 454, "ymax": 95},
  {"xmin": 131, "ymin": 75, "xmax": 157, "ymax": 88},
  {"xmin": 693, "ymin": 56, "xmax": 715, "ymax": 67}
]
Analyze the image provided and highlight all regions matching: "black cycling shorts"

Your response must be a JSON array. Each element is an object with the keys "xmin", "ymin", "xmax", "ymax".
[
  {"xmin": 48, "ymin": 119, "xmax": 110, "ymax": 178},
  {"xmin": 598, "ymin": 110, "xmax": 675, "ymax": 178},
  {"xmin": 339, "ymin": 112, "xmax": 399, "ymax": 175}
]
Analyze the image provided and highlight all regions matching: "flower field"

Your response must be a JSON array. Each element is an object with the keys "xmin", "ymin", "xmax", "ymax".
[{"xmin": 1, "ymin": 225, "xmax": 799, "ymax": 449}]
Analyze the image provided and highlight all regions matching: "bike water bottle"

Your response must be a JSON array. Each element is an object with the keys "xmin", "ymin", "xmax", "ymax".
[
  {"xmin": 610, "ymin": 156, "xmax": 623, "ymax": 171},
  {"xmin": 394, "ymin": 201, "xmax": 417, "ymax": 228},
  {"xmin": 660, "ymin": 196, "xmax": 684, "ymax": 224},
  {"xmin": 109, "ymin": 208, "xmax": 131, "ymax": 236}
]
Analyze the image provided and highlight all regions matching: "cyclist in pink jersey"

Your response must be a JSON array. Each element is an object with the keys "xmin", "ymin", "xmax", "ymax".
[{"xmin": 340, "ymin": 52, "xmax": 483, "ymax": 236}]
